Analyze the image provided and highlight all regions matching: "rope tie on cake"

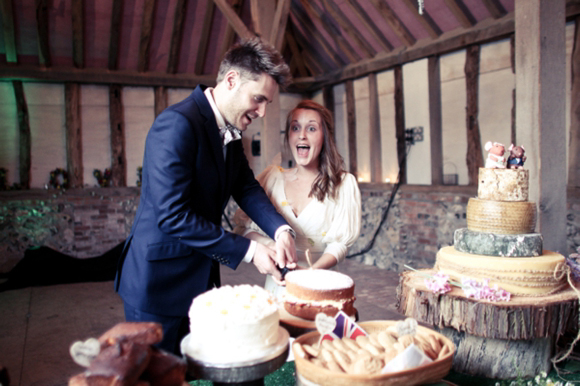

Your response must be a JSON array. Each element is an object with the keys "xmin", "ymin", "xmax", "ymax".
[{"xmin": 551, "ymin": 265, "xmax": 580, "ymax": 375}]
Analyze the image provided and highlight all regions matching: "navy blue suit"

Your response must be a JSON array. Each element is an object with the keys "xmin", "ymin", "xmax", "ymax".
[{"xmin": 115, "ymin": 85, "xmax": 287, "ymax": 337}]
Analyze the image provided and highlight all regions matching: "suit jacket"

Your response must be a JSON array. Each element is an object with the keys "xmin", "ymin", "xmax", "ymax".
[{"xmin": 115, "ymin": 85, "xmax": 288, "ymax": 316}]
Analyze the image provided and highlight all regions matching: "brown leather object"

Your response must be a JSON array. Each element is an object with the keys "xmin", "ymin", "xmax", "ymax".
[
  {"xmin": 98, "ymin": 322, "xmax": 163, "ymax": 348},
  {"xmin": 140, "ymin": 347, "xmax": 187, "ymax": 386}
]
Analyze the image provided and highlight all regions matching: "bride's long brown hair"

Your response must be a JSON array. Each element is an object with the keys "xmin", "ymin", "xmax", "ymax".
[{"xmin": 284, "ymin": 100, "xmax": 346, "ymax": 201}]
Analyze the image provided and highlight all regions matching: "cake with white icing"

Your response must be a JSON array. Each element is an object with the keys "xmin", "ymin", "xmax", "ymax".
[
  {"xmin": 283, "ymin": 269, "xmax": 356, "ymax": 320},
  {"xmin": 185, "ymin": 284, "xmax": 280, "ymax": 363},
  {"xmin": 434, "ymin": 167, "xmax": 567, "ymax": 296}
]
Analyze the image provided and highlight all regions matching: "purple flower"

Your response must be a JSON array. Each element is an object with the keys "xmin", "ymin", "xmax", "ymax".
[{"xmin": 425, "ymin": 273, "xmax": 452, "ymax": 294}]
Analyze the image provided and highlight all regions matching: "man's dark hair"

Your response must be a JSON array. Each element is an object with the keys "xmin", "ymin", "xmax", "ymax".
[{"xmin": 217, "ymin": 38, "xmax": 292, "ymax": 89}]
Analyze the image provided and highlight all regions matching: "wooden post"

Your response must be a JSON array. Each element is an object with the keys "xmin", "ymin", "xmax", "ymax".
[
  {"xmin": 394, "ymin": 65, "xmax": 406, "ymax": 184},
  {"xmin": 569, "ymin": 17, "xmax": 580, "ymax": 188},
  {"xmin": 322, "ymin": 86, "xmax": 335, "ymax": 142},
  {"xmin": 65, "ymin": 83, "xmax": 83, "ymax": 188},
  {"xmin": 515, "ymin": 0, "xmax": 567, "ymax": 253},
  {"xmin": 465, "ymin": 45, "xmax": 483, "ymax": 186},
  {"xmin": 12, "ymin": 81, "xmax": 31, "ymax": 189},
  {"xmin": 368, "ymin": 73, "xmax": 382, "ymax": 183},
  {"xmin": 428, "ymin": 55, "xmax": 443, "ymax": 185},
  {"xmin": 109, "ymin": 84, "xmax": 126, "ymax": 187},
  {"xmin": 154, "ymin": 86, "xmax": 168, "ymax": 117},
  {"xmin": 345, "ymin": 79, "xmax": 357, "ymax": 177}
]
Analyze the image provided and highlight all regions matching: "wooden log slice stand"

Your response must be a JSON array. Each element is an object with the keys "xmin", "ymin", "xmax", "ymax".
[{"xmin": 396, "ymin": 270, "xmax": 579, "ymax": 379}]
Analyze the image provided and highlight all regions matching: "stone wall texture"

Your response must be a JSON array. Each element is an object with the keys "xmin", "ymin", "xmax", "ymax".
[{"xmin": 1, "ymin": 186, "xmax": 579, "ymax": 274}]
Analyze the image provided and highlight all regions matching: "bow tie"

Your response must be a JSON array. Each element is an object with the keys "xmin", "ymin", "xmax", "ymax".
[{"xmin": 219, "ymin": 124, "xmax": 242, "ymax": 146}]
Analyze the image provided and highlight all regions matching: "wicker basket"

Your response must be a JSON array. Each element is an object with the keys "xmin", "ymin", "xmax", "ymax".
[
  {"xmin": 467, "ymin": 197, "xmax": 536, "ymax": 234},
  {"xmin": 293, "ymin": 320, "xmax": 455, "ymax": 386}
]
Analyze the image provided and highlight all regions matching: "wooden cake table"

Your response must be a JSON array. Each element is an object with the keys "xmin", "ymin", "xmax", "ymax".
[{"xmin": 397, "ymin": 270, "xmax": 579, "ymax": 379}]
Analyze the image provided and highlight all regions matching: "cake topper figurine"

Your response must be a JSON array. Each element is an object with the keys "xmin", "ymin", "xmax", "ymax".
[
  {"xmin": 484, "ymin": 141, "xmax": 507, "ymax": 168},
  {"xmin": 507, "ymin": 144, "xmax": 526, "ymax": 169}
]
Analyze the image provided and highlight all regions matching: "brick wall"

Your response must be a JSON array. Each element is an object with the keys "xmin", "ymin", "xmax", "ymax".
[{"xmin": 1, "ymin": 185, "xmax": 579, "ymax": 274}]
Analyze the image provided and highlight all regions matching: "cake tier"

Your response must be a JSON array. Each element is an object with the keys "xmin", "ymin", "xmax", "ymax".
[
  {"xmin": 478, "ymin": 167, "xmax": 529, "ymax": 201},
  {"xmin": 187, "ymin": 285, "xmax": 279, "ymax": 363},
  {"xmin": 454, "ymin": 228, "xmax": 543, "ymax": 257},
  {"xmin": 283, "ymin": 270, "xmax": 356, "ymax": 321},
  {"xmin": 467, "ymin": 197, "xmax": 536, "ymax": 234},
  {"xmin": 435, "ymin": 246, "xmax": 567, "ymax": 296}
]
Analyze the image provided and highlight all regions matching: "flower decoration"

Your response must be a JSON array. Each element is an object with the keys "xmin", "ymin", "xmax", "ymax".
[
  {"xmin": 425, "ymin": 273, "xmax": 452, "ymax": 294},
  {"xmin": 49, "ymin": 168, "xmax": 69, "ymax": 189},
  {"xmin": 93, "ymin": 168, "xmax": 112, "ymax": 187},
  {"xmin": 405, "ymin": 265, "xmax": 511, "ymax": 302}
]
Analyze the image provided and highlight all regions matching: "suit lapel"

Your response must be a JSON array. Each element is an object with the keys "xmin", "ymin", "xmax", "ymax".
[{"xmin": 191, "ymin": 86, "xmax": 227, "ymax": 191}]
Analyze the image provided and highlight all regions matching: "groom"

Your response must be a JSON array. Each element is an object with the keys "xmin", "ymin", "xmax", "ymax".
[{"xmin": 115, "ymin": 38, "xmax": 297, "ymax": 354}]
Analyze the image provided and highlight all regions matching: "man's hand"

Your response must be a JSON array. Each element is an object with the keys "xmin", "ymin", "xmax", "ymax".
[
  {"xmin": 275, "ymin": 231, "xmax": 297, "ymax": 269},
  {"xmin": 252, "ymin": 243, "xmax": 283, "ymax": 281}
]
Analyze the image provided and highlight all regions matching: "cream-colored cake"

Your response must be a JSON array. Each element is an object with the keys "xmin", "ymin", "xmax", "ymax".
[
  {"xmin": 435, "ymin": 246, "xmax": 567, "ymax": 295},
  {"xmin": 283, "ymin": 269, "xmax": 356, "ymax": 321},
  {"xmin": 433, "ymin": 167, "xmax": 568, "ymax": 298},
  {"xmin": 186, "ymin": 285, "xmax": 280, "ymax": 363}
]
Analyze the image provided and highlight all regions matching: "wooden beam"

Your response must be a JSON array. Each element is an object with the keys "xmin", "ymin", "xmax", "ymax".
[
  {"xmin": 368, "ymin": 73, "xmax": 381, "ymax": 183},
  {"xmin": 167, "ymin": 0, "xmax": 187, "ymax": 73},
  {"xmin": 401, "ymin": 0, "xmax": 442, "ymax": 39},
  {"xmin": 482, "ymin": 0, "xmax": 507, "ymax": 19},
  {"xmin": 294, "ymin": 11, "xmax": 518, "ymax": 89},
  {"xmin": 394, "ymin": 66, "xmax": 406, "ymax": 185},
  {"xmin": 343, "ymin": 0, "xmax": 393, "ymax": 53},
  {"xmin": 218, "ymin": 0, "xmax": 244, "ymax": 61},
  {"xmin": 345, "ymin": 80, "xmax": 357, "ymax": 177},
  {"xmin": 138, "ymin": 0, "xmax": 157, "ymax": 72},
  {"xmin": 289, "ymin": 19, "xmax": 338, "ymax": 71},
  {"xmin": 300, "ymin": 0, "xmax": 359, "ymax": 63},
  {"xmin": 71, "ymin": 0, "xmax": 84, "ymax": 68},
  {"xmin": 213, "ymin": 0, "xmax": 254, "ymax": 40},
  {"xmin": 320, "ymin": 0, "xmax": 376, "ymax": 59},
  {"xmin": 366, "ymin": 0, "xmax": 415, "ymax": 47},
  {"xmin": 291, "ymin": 0, "xmax": 345, "ymax": 67},
  {"xmin": 195, "ymin": 0, "xmax": 215, "ymax": 75},
  {"xmin": 443, "ymin": 0, "xmax": 476, "ymax": 28},
  {"xmin": 569, "ymin": 17, "xmax": 580, "ymax": 187},
  {"xmin": 109, "ymin": 85, "xmax": 126, "ymax": 187},
  {"xmin": 35, "ymin": 0, "xmax": 51, "ymax": 67},
  {"xmin": 108, "ymin": 0, "xmax": 123, "ymax": 70},
  {"xmin": 0, "ymin": 64, "xmax": 216, "ymax": 88},
  {"xmin": 12, "ymin": 81, "xmax": 31, "ymax": 189},
  {"xmin": 0, "ymin": 0, "xmax": 18, "ymax": 63},
  {"xmin": 285, "ymin": 29, "xmax": 309, "ymax": 77},
  {"xmin": 270, "ymin": 0, "xmax": 291, "ymax": 51},
  {"xmin": 65, "ymin": 83, "xmax": 83, "ymax": 187},
  {"xmin": 154, "ymin": 86, "xmax": 168, "ymax": 117},
  {"xmin": 428, "ymin": 56, "xmax": 443, "ymax": 185},
  {"xmin": 465, "ymin": 45, "xmax": 483, "ymax": 186}
]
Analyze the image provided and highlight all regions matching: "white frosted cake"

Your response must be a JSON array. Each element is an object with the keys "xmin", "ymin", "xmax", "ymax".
[{"xmin": 185, "ymin": 284, "xmax": 280, "ymax": 363}]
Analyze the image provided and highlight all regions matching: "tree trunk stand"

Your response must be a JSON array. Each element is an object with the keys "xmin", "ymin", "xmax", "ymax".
[{"xmin": 396, "ymin": 270, "xmax": 579, "ymax": 379}]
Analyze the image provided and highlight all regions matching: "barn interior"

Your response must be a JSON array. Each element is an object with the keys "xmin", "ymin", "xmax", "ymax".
[{"xmin": 1, "ymin": 0, "xmax": 580, "ymax": 384}]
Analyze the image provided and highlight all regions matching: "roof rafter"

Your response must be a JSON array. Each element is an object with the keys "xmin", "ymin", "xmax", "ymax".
[
  {"xmin": 481, "ymin": 0, "xmax": 507, "ymax": 19},
  {"xmin": 443, "ymin": 0, "xmax": 477, "ymax": 28},
  {"xmin": 270, "ymin": 0, "xmax": 291, "ymax": 51},
  {"xmin": 320, "ymin": 0, "xmax": 376, "ymax": 58},
  {"xmin": 300, "ymin": 0, "xmax": 361, "ymax": 63},
  {"xmin": 1, "ymin": 0, "xmax": 18, "ymax": 63},
  {"xmin": 72, "ymin": 0, "xmax": 84, "ymax": 68},
  {"xmin": 218, "ymin": 0, "xmax": 244, "ymax": 61},
  {"xmin": 288, "ymin": 18, "xmax": 337, "ymax": 72},
  {"xmin": 284, "ymin": 29, "xmax": 309, "ymax": 77},
  {"xmin": 401, "ymin": 0, "xmax": 442, "ymax": 39},
  {"xmin": 196, "ymin": 1, "xmax": 216, "ymax": 75},
  {"xmin": 346, "ymin": 0, "xmax": 395, "ymax": 51},
  {"xmin": 167, "ymin": 0, "xmax": 187, "ymax": 74},
  {"xmin": 35, "ymin": 0, "xmax": 51, "ymax": 67},
  {"xmin": 138, "ymin": 0, "xmax": 156, "ymax": 72},
  {"xmin": 108, "ymin": 0, "xmax": 123, "ymax": 70},
  {"xmin": 366, "ymin": 0, "xmax": 416, "ymax": 47},
  {"xmin": 213, "ymin": 0, "xmax": 254, "ymax": 40}
]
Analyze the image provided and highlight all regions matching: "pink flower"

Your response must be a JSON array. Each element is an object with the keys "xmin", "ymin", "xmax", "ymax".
[
  {"xmin": 461, "ymin": 278, "xmax": 510, "ymax": 302},
  {"xmin": 425, "ymin": 273, "xmax": 452, "ymax": 294}
]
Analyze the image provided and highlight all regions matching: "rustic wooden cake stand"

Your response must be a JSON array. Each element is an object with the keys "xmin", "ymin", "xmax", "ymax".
[{"xmin": 397, "ymin": 270, "xmax": 579, "ymax": 379}]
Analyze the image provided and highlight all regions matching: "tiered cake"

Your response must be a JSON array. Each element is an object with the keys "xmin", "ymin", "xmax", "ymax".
[{"xmin": 435, "ymin": 167, "xmax": 567, "ymax": 296}]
